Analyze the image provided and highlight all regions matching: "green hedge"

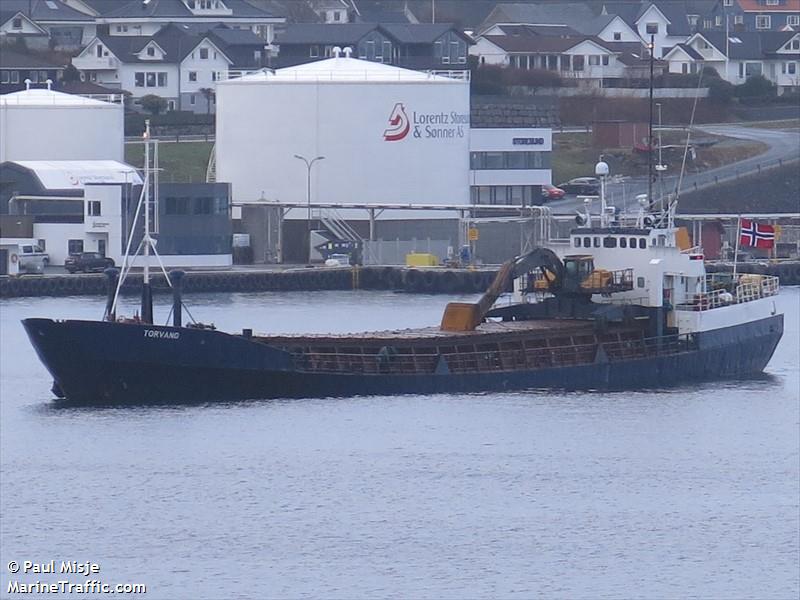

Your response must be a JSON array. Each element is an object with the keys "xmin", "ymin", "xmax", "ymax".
[{"xmin": 125, "ymin": 112, "xmax": 214, "ymax": 136}]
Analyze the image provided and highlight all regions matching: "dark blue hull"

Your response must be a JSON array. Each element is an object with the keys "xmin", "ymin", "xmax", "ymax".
[{"xmin": 22, "ymin": 315, "xmax": 784, "ymax": 406}]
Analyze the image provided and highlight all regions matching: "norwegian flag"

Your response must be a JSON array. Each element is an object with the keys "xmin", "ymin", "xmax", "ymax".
[{"xmin": 739, "ymin": 219, "xmax": 775, "ymax": 249}]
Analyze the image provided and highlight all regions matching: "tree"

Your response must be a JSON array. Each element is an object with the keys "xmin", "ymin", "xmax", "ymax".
[
  {"xmin": 140, "ymin": 94, "xmax": 168, "ymax": 115},
  {"xmin": 735, "ymin": 74, "xmax": 777, "ymax": 99},
  {"xmin": 62, "ymin": 63, "xmax": 81, "ymax": 83},
  {"xmin": 199, "ymin": 87, "xmax": 215, "ymax": 115}
]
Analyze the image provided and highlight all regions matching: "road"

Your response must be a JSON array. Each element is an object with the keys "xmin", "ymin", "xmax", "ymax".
[{"xmin": 547, "ymin": 124, "xmax": 800, "ymax": 215}]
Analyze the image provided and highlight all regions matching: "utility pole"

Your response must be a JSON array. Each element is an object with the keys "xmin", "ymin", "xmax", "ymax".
[
  {"xmin": 294, "ymin": 154, "xmax": 325, "ymax": 262},
  {"xmin": 648, "ymin": 33, "xmax": 655, "ymax": 210}
]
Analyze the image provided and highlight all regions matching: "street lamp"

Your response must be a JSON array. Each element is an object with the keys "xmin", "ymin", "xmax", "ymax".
[{"xmin": 294, "ymin": 154, "xmax": 325, "ymax": 262}]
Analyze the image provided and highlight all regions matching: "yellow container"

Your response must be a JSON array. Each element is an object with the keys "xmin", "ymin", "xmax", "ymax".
[{"xmin": 406, "ymin": 253, "xmax": 439, "ymax": 267}]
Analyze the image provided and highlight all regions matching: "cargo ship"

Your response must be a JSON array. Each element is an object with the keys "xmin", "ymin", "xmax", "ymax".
[
  {"xmin": 23, "ymin": 212, "xmax": 784, "ymax": 405},
  {"xmin": 21, "ymin": 127, "xmax": 784, "ymax": 405}
]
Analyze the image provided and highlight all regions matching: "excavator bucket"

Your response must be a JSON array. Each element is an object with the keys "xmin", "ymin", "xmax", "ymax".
[{"xmin": 440, "ymin": 302, "xmax": 482, "ymax": 332}]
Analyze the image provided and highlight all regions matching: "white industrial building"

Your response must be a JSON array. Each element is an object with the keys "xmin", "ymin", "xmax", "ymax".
[
  {"xmin": 0, "ymin": 87, "xmax": 124, "ymax": 163},
  {"xmin": 470, "ymin": 128, "xmax": 552, "ymax": 206},
  {"xmin": 216, "ymin": 51, "xmax": 472, "ymax": 218}
]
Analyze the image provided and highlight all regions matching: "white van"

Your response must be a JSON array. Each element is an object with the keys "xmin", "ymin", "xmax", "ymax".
[{"xmin": 17, "ymin": 243, "xmax": 50, "ymax": 274}]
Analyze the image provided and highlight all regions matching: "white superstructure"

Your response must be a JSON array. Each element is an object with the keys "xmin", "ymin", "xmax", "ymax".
[
  {"xmin": 216, "ymin": 52, "xmax": 471, "ymax": 218},
  {"xmin": 0, "ymin": 88, "xmax": 124, "ymax": 163}
]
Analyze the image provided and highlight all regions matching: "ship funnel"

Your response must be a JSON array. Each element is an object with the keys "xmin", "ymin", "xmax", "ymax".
[
  {"xmin": 170, "ymin": 270, "xmax": 185, "ymax": 328},
  {"xmin": 103, "ymin": 267, "xmax": 119, "ymax": 321}
]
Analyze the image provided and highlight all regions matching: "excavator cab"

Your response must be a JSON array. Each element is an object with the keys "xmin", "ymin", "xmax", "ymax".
[{"xmin": 562, "ymin": 255, "xmax": 595, "ymax": 293}]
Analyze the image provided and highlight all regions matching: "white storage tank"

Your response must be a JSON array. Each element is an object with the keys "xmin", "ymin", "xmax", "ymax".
[
  {"xmin": 0, "ymin": 88, "xmax": 124, "ymax": 163},
  {"xmin": 216, "ymin": 53, "xmax": 471, "ymax": 216}
]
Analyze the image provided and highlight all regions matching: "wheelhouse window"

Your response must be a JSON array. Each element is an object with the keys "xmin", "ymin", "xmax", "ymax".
[
  {"xmin": 574, "ymin": 237, "xmax": 582, "ymax": 248},
  {"xmin": 620, "ymin": 237, "xmax": 628, "ymax": 248},
  {"xmin": 593, "ymin": 237, "xmax": 600, "ymax": 248},
  {"xmin": 583, "ymin": 237, "xmax": 591, "ymax": 247},
  {"xmin": 603, "ymin": 237, "xmax": 617, "ymax": 248}
]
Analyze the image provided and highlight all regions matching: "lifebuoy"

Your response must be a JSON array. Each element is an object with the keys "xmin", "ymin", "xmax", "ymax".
[{"xmin": 10, "ymin": 253, "xmax": 18, "ymax": 264}]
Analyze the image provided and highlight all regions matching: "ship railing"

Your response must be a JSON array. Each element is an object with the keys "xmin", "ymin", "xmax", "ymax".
[
  {"xmin": 678, "ymin": 274, "xmax": 780, "ymax": 311},
  {"xmin": 291, "ymin": 333, "xmax": 698, "ymax": 375}
]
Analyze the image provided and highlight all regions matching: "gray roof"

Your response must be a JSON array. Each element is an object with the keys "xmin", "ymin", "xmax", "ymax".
[
  {"xmin": 96, "ymin": 23, "xmax": 231, "ymax": 63},
  {"xmin": 354, "ymin": 1, "xmax": 412, "ymax": 23},
  {"xmin": 104, "ymin": 0, "xmax": 274, "ymax": 19},
  {"xmin": 77, "ymin": 0, "xmax": 127, "ymax": 15},
  {"xmin": 482, "ymin": 2, "xmax": 599, "ymax": 33},
  {"xmin": 381, "ymin": 23, "xmax": 471, "ymax": 44},
  {"xmin": 0, "ymin": 49, "xmax": 63, "ymax": 69},
  {"xmin": 700, "ymin": 30, "xmax": 799, "ymax": 58},
  {"xmin": 670, "ymin": 42, "xmax": 704, "ymax": 59},
  {"xmin": 0, "ymin": 0, "xmax": 93, "ymax": 22},
  {"xmin": 275, "ymin": 23, "xmax": 378, "ymax": 44},
  {"xmin": 276, "ymin": 22, "xmax": 468, "ymax": 45},
  {"xmin": 571, "ymin": 14, "xmax": 618, "ymax": 36}
]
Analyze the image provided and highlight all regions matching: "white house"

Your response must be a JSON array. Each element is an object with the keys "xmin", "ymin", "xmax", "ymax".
[
  {"xmin": 73, "ymin": 24, "xmax": 233, "ymax": 112},
  {"xmin": 80, "ymin": 0, "xmax": 284, "ymax": 44},
  {"xmin": 471, "ymin": 31, "xmax": 653, "ymax": 83},
  {"xmin": 665, "ymin": 30, "xmax": 800, "ymax": 93}
]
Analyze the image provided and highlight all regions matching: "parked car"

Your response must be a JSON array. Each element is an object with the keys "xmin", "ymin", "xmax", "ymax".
[
  {"xmin": 18, "ymin": 244, "xmax": 49, "ymax": 274},
  {"xmin": 557, "ymin": 177, "xmax": 601, "ymax": 196},
  {"xmin": 64, "ymin": 252, "xmax": 115, "ymax": 273},
  {"xmin": 541, "ymin": 184, "xmax": 566, "ymax": 202}
]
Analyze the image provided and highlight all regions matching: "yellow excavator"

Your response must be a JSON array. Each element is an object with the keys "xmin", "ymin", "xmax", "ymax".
[{"xmin": 440, "ymin": 249, "xmax": 631, "ymax": 332}]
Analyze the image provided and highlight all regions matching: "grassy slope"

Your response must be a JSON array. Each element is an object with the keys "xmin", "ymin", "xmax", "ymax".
[
  {"xmin": 552, "ymin": 131, "xmax": 767, "ymax": 185},
  {"xmin": 124, "ymin": 141, "xmax": 213, "ymax": 184}
]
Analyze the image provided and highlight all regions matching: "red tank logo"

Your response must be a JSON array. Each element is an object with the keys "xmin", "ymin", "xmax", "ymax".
[{"xmin": 383, "ymin": 103, "xmax": 410, "ymax": 142}]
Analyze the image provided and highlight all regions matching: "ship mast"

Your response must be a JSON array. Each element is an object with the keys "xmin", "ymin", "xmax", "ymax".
[{"xmin": 109, "ymin": 120, "xmax": 172, "ymax": 322}]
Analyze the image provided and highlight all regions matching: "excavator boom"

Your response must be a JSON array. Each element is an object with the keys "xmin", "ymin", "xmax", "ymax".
[{"xmin": 440, "ymin": 248, "xmax": 564, "ymax": 332}]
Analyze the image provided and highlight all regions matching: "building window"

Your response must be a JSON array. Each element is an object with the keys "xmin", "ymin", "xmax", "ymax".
[
  {"xmin": 200, "ymin": 47, "xmax": 209, "ymax": 59},
  {"xmin": 165, "ymin": 197, "xmax": 189, "ymax": 215},
  {"xmin": 96, "ymin": 44, "xmax": 103, "ymax": 58},
  {"xmin": 793, "ymin": 40, "xmax": 800, "ymax": 50},
  {"xmin": 688, "ymin": 15, "xmax": 698, "ymax": 26},
  {"xmin": 704, "ymin": 19, "xmax": 712, "ymax": 29},
  {"xmin": 645, "ymin": 23, "xmax": 659, "ymax": 35},
  {"xmin": 157, "ymin": 72, "xmax": 167, "ymax": 86},
  {"xmin": 135, "ymin": 72, "xmax": 144, "ymax": 86},
  {"xmin": 0, "ymin": 72, "xmax": 8, "ymax": 83},
  {"xmin": 613, "ymin": 31, "xmax": 621, "ymax": 40},
  {"xmin": 734, "ymin": 15, "xmax": 744, "ymax": 24},
  {"xmin": 189, "ymin": 71, "xmax": 197, "ymax": 82},
  {"xmin": 211, "ymin": 71, "xmax": 217, "ymax": 82},
  {"xmin": 715, "ymin": 16, "xmax": 722, "ymax": 27},
  {"xmin": 10, "ymin": 71, "xmax": 19, "ymax": 83},
  {"xmin": 190, "ymin": 94, "xmax": 195, "ymax": 105},
  {"xmin": 147, "ymin": 46, "xmax": 155, "ymax": 57},
  {"xmin": 572, "ymin": 55, "xmax": 585, "ymax": 71},
  {"xmin": 194, "ymin": 197, "xmax": 213, "ymax": 215},
  {"xmin": 145, "ymin": 72, "xmax": 155, "ymax": 86},
  {"xmin": 637, "ymin": 277, "xmax": 645, "ymax": 288},
  {"xmin": 788, "ymin": 62, "xmax": 797, "ymax": 75},
  {"xmin": 29, "ymin": 71, "xmax": 38, "ymax": 83},
  {"xmin": 723, "ymin": 0, "xmax": 732, "ymax": 5},
  {"xmin": 745, "ymin": 62, "xmax": 762, "ymax": 77},
  {"xmin": 12, "ymin": 17, "xmax": 22, "ymax": 29},
  {"xmin": 756, "ymin": 15, "xmax": 771, "ymax": 29},
  {"xmin": 310, "ymin": 45, "xmax": 319, "ymax": 58},
  {"xmin": 788, "ymin": 16, "xmax": 800, "ymax": 27},
  {"xmin": 333, "ymin": 10, "xmax": 341, "ymax": 21},
  {"xmin": 765, "ymin": 0, "xmax": 779, "ymax": 5},
  {"xmin": 602, "ymin": 55, "xmax": 610, "ymax": 66},
  {"xmin": 87, "ymin": 201, "xmax": 101, "ymax": 216},
  {"xmin": 68, "ymin": 239, "xmax": 84, "ymax": 255}
]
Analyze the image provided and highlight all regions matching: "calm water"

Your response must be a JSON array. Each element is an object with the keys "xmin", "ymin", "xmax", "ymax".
[{"xmin": 1, "ymin": 290, "xmax": 798, "ymax": 599}]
